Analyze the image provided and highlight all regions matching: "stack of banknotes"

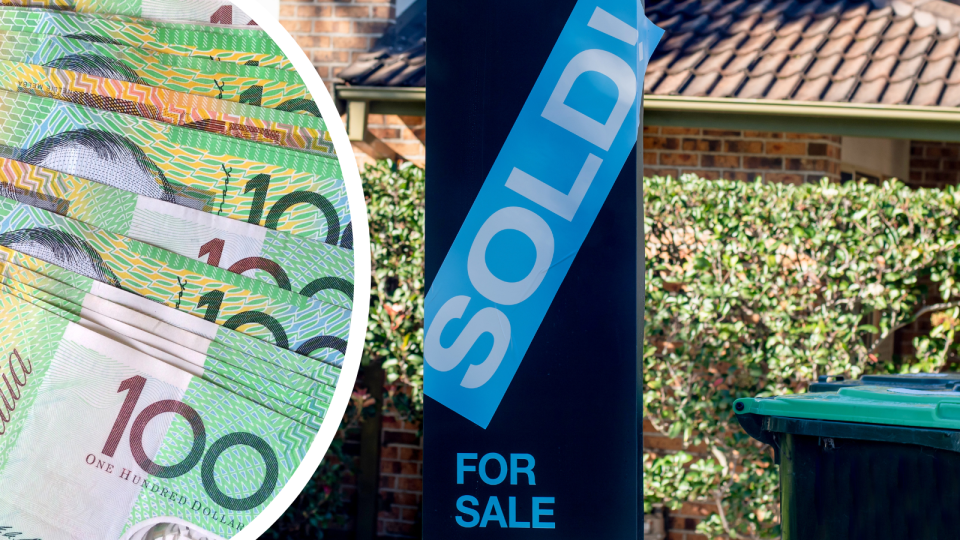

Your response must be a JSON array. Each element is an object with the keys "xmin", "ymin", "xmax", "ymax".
[{"xmin": 0, "ymin": 1, "xmax": 359, "ymax": 539}]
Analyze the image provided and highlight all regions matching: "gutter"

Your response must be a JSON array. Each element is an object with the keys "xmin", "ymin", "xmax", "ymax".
[
  {"xmin": 333, "ymin": 85, "xmax": 426, "ymax": 141},
  {"xmin": 644, "ymin": 95, "xmax": 960, "ymax": 142}
]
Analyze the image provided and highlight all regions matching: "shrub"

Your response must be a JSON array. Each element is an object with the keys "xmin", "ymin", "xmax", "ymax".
[{"xmin": 643, "ymin": 175, "xmax": 960, "ymax": 538}]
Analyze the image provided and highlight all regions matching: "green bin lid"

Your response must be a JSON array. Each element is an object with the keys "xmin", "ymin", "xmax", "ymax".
[{"xmin": 735, "ymin": 385, "xmax": 960, "ymax": 431}]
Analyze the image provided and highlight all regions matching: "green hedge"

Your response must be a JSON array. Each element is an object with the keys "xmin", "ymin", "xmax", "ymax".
[
  {"xmin": 644, "ymin": 175, "xmax": 960, "ymax": 538},
  {"xmin": 266, "ymin": 160, "xmax": 425, "ymax": 538}
]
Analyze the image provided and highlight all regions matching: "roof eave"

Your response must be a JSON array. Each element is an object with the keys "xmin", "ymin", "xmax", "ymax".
[
  {"xmin": 644, "ymin": 95, "xmax": 960, "ymax": 142},
  {"xmin": 333, "ymin": 85, "xmax": 426, "ymax": 141}
]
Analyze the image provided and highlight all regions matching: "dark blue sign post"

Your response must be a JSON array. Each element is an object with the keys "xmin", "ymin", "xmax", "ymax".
[{"xmin": 424, "ymin": 0, "xmax": 660, "ymax": 537}]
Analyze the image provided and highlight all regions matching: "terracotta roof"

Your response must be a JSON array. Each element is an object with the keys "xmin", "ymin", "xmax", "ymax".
[
  {"xmin": 337, "ymin": 0, "xmax": 425, "ymax": 87},
  {"xmin": 645, "ymin": 0, "xmax": 960, "ymax": 106}
]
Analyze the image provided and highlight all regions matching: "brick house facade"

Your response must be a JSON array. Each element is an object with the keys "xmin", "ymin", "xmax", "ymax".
[{"xmin": 274, "ymin": 0, "xmax": 960, "ymax": 537}]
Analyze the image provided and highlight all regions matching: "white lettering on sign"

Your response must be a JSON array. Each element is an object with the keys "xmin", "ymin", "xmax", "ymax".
[
  {"xmin": 426, "ymin": 6, "xmax": 644, "ymax": 401},
  {"xmin": 425, "ymin": 296, "xmax": 511, "ymax": 389}
]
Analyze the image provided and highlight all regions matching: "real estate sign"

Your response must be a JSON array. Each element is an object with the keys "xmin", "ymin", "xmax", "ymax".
[{"xmin": 425, "ymin": 0, "xmax": 661, "ymax": 537}]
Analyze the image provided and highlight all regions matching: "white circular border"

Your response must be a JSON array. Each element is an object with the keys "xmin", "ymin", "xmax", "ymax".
[{"xmin": 222, "ymin": 1, "xmax": 371, "ymax": 538}]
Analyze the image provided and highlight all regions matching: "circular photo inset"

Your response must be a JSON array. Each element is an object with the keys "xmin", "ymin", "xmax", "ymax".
[{"xmin": 0, "ymin": 0, "xmax": 368, "ymax": 538}]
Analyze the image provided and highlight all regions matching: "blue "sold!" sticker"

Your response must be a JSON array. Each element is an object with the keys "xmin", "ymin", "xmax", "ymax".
[{"xmin": 425, "ymin": 0, "xmax": 663, "ymax": 428}]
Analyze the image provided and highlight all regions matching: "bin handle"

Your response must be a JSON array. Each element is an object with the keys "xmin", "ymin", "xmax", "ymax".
[{"xmin": 818, "ymin": 374, "xmax": 845, "ymax": 383}]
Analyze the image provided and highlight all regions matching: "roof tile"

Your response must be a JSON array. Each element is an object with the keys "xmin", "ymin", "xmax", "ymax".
[
  {"xmin": 638, "ymin": 0, "xmax": 960, "ymax": 107},
  {"xmin": 861, "ymin": 55, "xmax": 898, "ymax": 81},
  {"xmin": 851, "ymin": 78, "xmax": 888, "ymax": 102},
  {"xmin": 890, "ymin": 55, "xmax": 926, "ymax": 82},
  {"xmin": 881, "ymin": 78, "xmax": 915, "ymax": 103},
  {"xmin": 946, "ymin": 62, "xmax": 960, "ymax": 84},
  {"xmin": 710, "ymin": 72, "xmax": 747, "ymax": 97},
  {"xmin": 728, "ymin": 12, "xmax": 760, "ymax": 34},
  {"xmin": 764, "ymin": 33, "xmax": 802, "ymax": 55},
  {"xmin": 830, "ymin": 14, "xmax": 864, "ymax": 38},
  {"xmin": 833, "ymin": 55, "xmax": 869, "ymax": 79},
  {"xmin": 694, "ymin": 51, "xmax": 735, "ymax": 75},
  {"xmin": 703, "ymin": 14, "xmax": 735, "ymax": 34},
  {"xmin": 739, "ymin": 33, "xmax": 775, "ymax": 54},
  {"xmin": 910, "ymin": 79, "xmax": 945, "ymax": 105},
  {"xmin": 686, "ymin": 33, "xmax": 720, "ymax": 52},
  {"xmin": 873, "ymin": 35, "xmax": 908, "ymax": 58},
  {"xmin": 891, "ymin": 0, "xmax": 914, "ymax": 18},
  {"xmin": 780, "ymin": 53, "xmax": 816, "ymax": 77},
  {"xmin": 692, "ymin": 0, "xmax": 724, "ymax": 16},
  {"xmin": 884, "ymin": 16, "xmax": 916, "ymax": 39},
  {"xmin": 739, "ymin": 73, "xmax": 776, "ymax": 98},
  {"xmin": 841, "ymin": 4, "xmax": 869, "ymax": 20},
  {"xmin": 901, "ymin": 35, "xmax": 934, "ymax": 59},
  {"xmin": 767, "ymin": 72, "xmax": 803, "ymax": 99},
  {"xmin": 660, "ymin": 31, "xmax": 694, "ymax": 52},
  {"xmin": 777, "ymin": 15, "xmax": 812, "ymax": 37},
  {"xmin": 767, "ymin": 0, "xmax": 796, "ymax": 17},
  {"xmin": 794, "ymin": 75, "xmax": 830, "ymax": 100},
  {"xmin": 751, "ymin": 15, "xmax": 783, "ymax": 36},
  {"xmin": 648, "ymin": 49, "xmax": 680, "ymax": 72},
  {"xmin": 793, "ymin": 34, "xmax": 828, "ymax": 55},
  {"xmin": 667, "ymin": 49, "xmax": 708, "ymax": 74},
  {"xmin": 844, "ymin": 35, "xmax": 880, "ymax": 58},
  {"xmin": 655, "ymin": 13, "xmax": 683, "ymax": 31},
  {"xmin": 752, "ymin": 52, "xmax": 788, "ymax": 76},
  {"xmin": 819, "ymin": 34, "xmax": 855, "ymax": 56},
  {"xmin": 823, "ymin": 76, "xmax": 858, "ymax": 101},
  {"xmin": 789, "ymin": 0, "xmax": 823, "ymax": 18},
  {"xmin": 722, "ymin": 51, "xmax": 761, "ymax": 75},
  {"xmin": 866, "ymin": 5, "xmax": 892, "ymax": 20},
  {"xmin": 655, "ymin": 70, "xmax": 693, "ymax": 95},
  {"xmin": 857, "ymin": 15, "xmax": 890, "ymax": 39},
  {"xmin": 911, "ymin": 22, "xmax": 939, "ymax": 40},
  {"xmin": 644, "ymin": 71, "xmax": 665, "ymax": 93},
  {"xmin": 681, "ymin": 72, "xmax": 721, "ymax": 96},
  {"xmin": 679, "ymin": 13, "xmax": 711, "ymax": 34},
  {"xmin": 741, "ymin": 0, "xmax": 774, "ymax": 16},
  {"xmin": 941, "ymin": 82, "xmax": 960, "ymax": 106},
  {"xmin": 715, "ymin": 0, "xmax": 748, "ymax": 17},
  {"xmin": 806, "ymin": 54, "xmax": 843, "ymax": 79},
  {"xmin": 928, "ymin": 36, "xmax": 960, "ymax": 61},
  {"xmin": 805, "ymin": 15, "xmax": 837, "ymax": 37},
  {"xmin": 816, "ymin": 1, "xmax": 846, "ymax": 19},
  {"xmin": 713, "ymin": 32, "xmax": 749, "ymax": 53},
  {"xmin": 920, "ymin": 56, "xmax": 953, "ymax": 83}
]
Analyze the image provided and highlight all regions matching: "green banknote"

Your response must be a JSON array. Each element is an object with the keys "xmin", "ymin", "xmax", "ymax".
[
  {"xmin": 74, "ymin": 0, "xmax": 257, "ymax": 26},
  {"xmin": 0, "ymin": 59, "xmax": 335, "ymax": 157},
  {"xmin": 0, "ymin": 30, "xmax": 320, "ymax": 116},
  {"xmin": 1, "ymin": 278, "xmax": 325, "ymax": 430},
  {"xmin": 0, "ymin": 89, "xmax": 350, "ymax": 246},
  {"xmin": 0, "ymin": 157, "xmax": 354, "ymax": 307},
  {"xmin": 0, "ymin": 5, "xmax": 291, "ymax": 69},
  {"xmin": 0, "ymin": 288, "xmax": 312, "ymax": 538},
  {"xmin": 0, "ymin": 197, "xmax": 353, "ymax": 361},
  {"xmin": 0, "ymin": 274, "xmax": 331, "ymax": 427},
  {"xmin": 0, "ymin": 256, "xmax": 345, "ymax": 390}
]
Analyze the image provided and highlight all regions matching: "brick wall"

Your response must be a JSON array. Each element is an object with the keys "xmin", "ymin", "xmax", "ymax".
[
  {"xmin": 378, "ymin": 408, "xmax": 423, "ymax": 537},
  {"xmin": 908, "ymin": 141, "xmax": 960, "ymax": 190},
  {"xmin": 279, "ymin": 0, "xmax": 395, "ymax": 89},
  {"xmin": 358, "ymin": 113, "xmax": 426, "ymax": 168},
  {"xmin": 644, "ymin": 127, "xmax": 843, "ymax": 184},
  {"xmin": 644, "ymin": 419, "xmax": 714, "ymax": 540}
]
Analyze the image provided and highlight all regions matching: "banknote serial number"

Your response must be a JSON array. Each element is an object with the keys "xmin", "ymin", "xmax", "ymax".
[{"xmin": 0, "ymin": 524, "xmax": 41, "ymax": 539}]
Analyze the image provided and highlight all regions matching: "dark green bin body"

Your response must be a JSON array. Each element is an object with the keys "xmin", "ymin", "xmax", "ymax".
[{"xmin": 736, "ymin": 374, "xmax": 960, "ymax": 540}]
